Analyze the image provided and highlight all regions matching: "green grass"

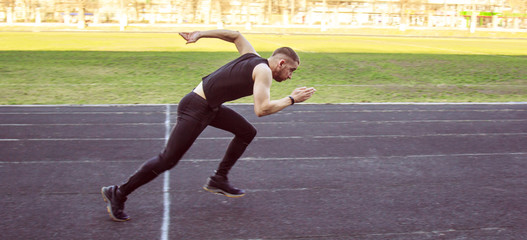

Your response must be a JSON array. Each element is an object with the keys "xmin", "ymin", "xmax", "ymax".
[{"xmin": 1, "ymin": 32, "xmax": 526, "ymax": 104}]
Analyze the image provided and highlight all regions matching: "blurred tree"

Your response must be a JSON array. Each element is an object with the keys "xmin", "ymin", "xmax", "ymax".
[
  {"xmin": 508, "ymin": 0, "xmax": 527, "ymax": 28},
  {"xmin": 399, "ymin": 0, "xmax": 425, "ymax": 29},
  {"xmin": 2, "ymin": 0, "xmax": 16, "ymax": 23}
]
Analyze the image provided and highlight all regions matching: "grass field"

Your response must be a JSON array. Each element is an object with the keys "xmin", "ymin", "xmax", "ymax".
[{"xmin": 1, "ymin": 31, "xmax": 526, "ymax": 104}]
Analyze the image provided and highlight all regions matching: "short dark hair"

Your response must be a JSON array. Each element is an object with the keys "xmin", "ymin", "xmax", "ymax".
[{"xmin": 272, "ymin": 47, "xmax": 300, "ymax": 64}]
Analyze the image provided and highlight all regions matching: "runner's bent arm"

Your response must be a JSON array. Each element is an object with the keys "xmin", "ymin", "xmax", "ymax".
[
  {"xmin": 253, "ymin": 64, "xmax": 291, "ymax": 117},
  {"xmin": 253, "ymin": 64, "xmax": 315, "ymax": 117},
  {"xmin": 179, "ymin": 30, "xmax": 257, "ymax": 56}
]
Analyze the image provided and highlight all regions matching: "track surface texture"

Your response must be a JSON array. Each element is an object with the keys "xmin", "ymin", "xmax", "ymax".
[{"xmin": 1, "ymin": 103, "xmax": 526, "ymax": 240}]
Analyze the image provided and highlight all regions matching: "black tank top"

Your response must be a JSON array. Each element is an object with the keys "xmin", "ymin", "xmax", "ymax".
[{"xmin": 202, "ymin": 53, "xmax": 269, "ymax": 108}]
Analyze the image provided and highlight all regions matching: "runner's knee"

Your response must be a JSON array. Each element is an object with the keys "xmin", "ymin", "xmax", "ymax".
[
  {"xmin": 238, "ymin": 125, "xmax": 257, "ymax": 144},
  {"xmin": 153, "ymin": 152, "xmax": 180, "ymax": 173}
]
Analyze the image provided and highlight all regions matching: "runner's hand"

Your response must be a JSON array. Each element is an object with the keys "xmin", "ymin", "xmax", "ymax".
[
  {"xmin": 291, "ymin": 87, "xmax": 316, "ymax": 103},
  {"xmin": 179, "ymin": 31, "xmax": 200, "ymax": 44}
]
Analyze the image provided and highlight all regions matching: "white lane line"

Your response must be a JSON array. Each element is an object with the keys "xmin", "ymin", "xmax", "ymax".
[
  {"xmin": 288, "ymin": 109, "xmax": 527, "ymax": 113},
  {"xmin": 1, "ymin": 132, "xmax": 526, "ymax": 142},
  {"xmin": 0, "ymin": 83, "xmax": 196, "ymax": 86},
  {"xmin": 0, "ymin": 123, "xmax": 164, "ymax": 127},
  {"xmin": 0, "ymin": 103, "xmax": 525, "ymax": 108},
  {"xmin": 161, "ymin": 104, "xmax": 171, "ymax": 240},
  {"xmin": 252, "ymin": 132, "xmax": 527, "ymax": 140},
  {"xmin": 360, "ymin": 226, "xmax": 507, "ymax": 238},
  {"xmin": 2, "ymin": 107, "xmax": 525, "ymax": 115},
  {"xmin": 2, "ymin": 119, "xmax": 526, "ymax": 127},
  {"xmin": 181, "ymin": 152, "xmax": 527, "ymax": 163},
  {"xmin": 0, "ymin": 138, "xmax": 165, "ymax": 141},
  {"xmin": 2, "ymin": 152, "xmax": 525, "ymax": 165},
  {"xmin": 0, "ymin": 111, "xmax": 165, "ymax": 115},
  {"xmin": 254, "ymin": 119, "xmax": 527, "ymax": 125}
]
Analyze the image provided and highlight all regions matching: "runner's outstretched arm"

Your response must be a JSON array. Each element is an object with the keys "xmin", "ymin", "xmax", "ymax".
[{"xmin": 179, "ymin": 30, "xmax": 257, "ymax": 56}]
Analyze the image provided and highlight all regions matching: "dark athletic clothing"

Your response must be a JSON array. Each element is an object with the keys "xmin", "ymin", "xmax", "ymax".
[
  {"xmin": 119, "ymin": 54, "xmax": 266, "ymax": 196},
  {"xmin": 203, "ymin": 53, "xmax": 268, "ymax": 108}
]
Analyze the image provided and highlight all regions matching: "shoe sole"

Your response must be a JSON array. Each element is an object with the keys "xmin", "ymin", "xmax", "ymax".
[
  {"xmin": 101, "ymin": 187, "xmax": 130, "ymax": 222},
  {"xmin": 203, "ymin": 185, "xmax": 245, "ymax": 198}
]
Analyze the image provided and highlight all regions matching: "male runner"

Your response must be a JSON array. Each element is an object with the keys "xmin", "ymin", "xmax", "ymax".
[{"xmin": 101, "ymin": 29, "xmax": 316, "ymax": 222}]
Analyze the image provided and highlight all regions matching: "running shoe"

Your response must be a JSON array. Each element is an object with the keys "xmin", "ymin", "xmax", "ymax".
[
  {"xmin": 101, "ymin": 185, "xmax": 130, "ymax": 222},
  {"xmin": 203, "ymin": 175, "xmax": 246, "ymax": 198}
]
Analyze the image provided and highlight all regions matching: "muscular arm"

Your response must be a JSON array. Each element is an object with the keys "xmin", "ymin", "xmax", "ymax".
[
  {"xmin": 253, "ymin": 64, "xmax": 316, "ymax": 117},
  {"xmin": 253, "ymin": 65, "xmax": 291, "ymax": 117},
  {"xmin": 179, "ymin": 30, "xmax": 257, "ymax": 56}
]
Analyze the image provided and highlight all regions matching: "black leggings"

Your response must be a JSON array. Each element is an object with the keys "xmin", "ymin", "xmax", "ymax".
[{"xmin": 119, "ymin": 92, "xmax": 257, "ymax": 196}]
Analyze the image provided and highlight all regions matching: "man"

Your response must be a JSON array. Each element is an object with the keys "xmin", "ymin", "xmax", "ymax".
[{"xmin": 101, "ymin": 29, "xmax": 316, "ymax": 222}]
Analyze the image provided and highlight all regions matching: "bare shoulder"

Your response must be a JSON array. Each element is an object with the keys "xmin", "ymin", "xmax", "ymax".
[{"xmin": 252, "ymin": 63, "xmax": 272, "ymax": 82}]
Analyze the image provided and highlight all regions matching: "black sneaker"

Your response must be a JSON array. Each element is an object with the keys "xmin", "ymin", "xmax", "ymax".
[
  {"xmin": 101, "ymin": 185, "xmax": 130, "ymax": 222},
  {"xmin": 203, "ymin": 175, "xmax": 246, "ymax": 198}
]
